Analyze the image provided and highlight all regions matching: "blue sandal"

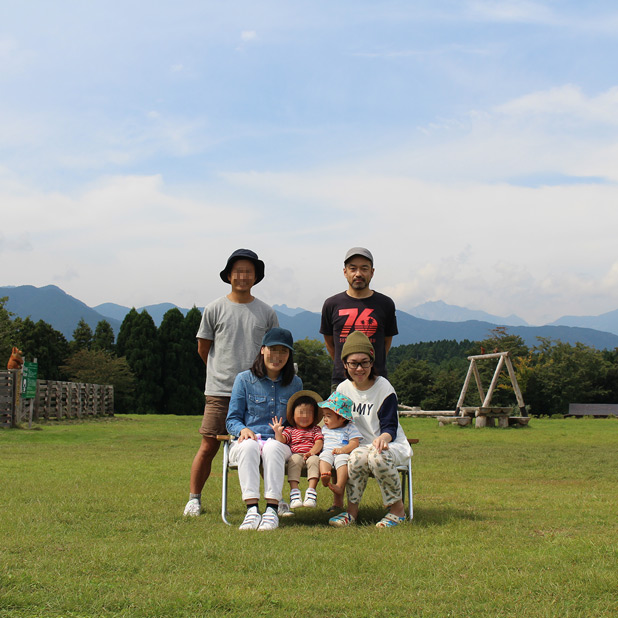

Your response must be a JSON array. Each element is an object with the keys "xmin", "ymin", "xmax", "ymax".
[
  {"xmin": 328, "ymin": 512, "xmax": 356, "ymax": 527},
  {"xmin": 376, "ymin": 513, "xmax": 406, "ymax": 528}
]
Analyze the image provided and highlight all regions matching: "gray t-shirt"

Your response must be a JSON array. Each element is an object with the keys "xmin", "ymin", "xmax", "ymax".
[{"xmin": 196, "ymin": 296, "xmax": 279, "ymax": 396}]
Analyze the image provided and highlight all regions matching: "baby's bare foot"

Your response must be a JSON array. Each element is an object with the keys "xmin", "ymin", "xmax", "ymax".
[{"xmin": 328, "ymin": 482, "xmax": 344, "ymax": 496}]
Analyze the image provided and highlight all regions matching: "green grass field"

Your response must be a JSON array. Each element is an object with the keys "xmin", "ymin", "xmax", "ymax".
[{"xmin": 1, "ymin": 415, "xmax": 617, "ymax": 618}]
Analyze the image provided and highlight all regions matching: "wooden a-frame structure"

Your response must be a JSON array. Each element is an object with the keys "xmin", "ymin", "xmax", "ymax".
[{"xmin": 455, "ymin": 351, "xmax": 528, "ymax": 427}]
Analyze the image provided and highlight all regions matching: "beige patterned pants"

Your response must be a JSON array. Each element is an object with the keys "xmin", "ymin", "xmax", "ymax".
[{"xmin": 346, "ymin": 445, "xmax": 402, "ymax": 507}]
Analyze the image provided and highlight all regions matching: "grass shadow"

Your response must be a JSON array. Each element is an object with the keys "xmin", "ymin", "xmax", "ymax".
[
  {"xmin": 409, "ymin": 505, "xmax": 483, "ymax": 527},
  {"xmin": 278, "ymin": 504, "xmax": 482, "ymax": 528}
]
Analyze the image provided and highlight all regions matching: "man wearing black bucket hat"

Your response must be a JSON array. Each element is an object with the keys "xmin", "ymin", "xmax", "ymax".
[{"xmin": 184, "ymin": 249, "xmax": 278, "ymax": 516}]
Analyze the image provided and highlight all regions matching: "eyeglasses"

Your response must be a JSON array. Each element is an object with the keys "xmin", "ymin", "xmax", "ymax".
[{"xmin": 345, "ymin": 360, "xmax": 372, "ymax": 369}]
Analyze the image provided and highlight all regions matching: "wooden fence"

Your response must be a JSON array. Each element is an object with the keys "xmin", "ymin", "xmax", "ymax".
[{"xmin": 0, "ymin": 370, "xmax": 114, "ymax": 427}]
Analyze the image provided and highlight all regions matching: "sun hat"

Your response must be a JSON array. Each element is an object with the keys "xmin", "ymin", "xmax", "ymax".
[
  {"xmin": 344, "ymin": 247, "xmax": 374, "ymax": 265},
  {"xmin": 340, "ymin": 330, "xmax": 375, "ymax": 362},
  {"xmin": 317, "ymin": 391, "xmax": 353, "ymax": 421},
  {"xmin": 219, "ymin": 248, "xmax": 265, "ymax": 284},
  {"xmin": 261, "ymin": 327, "xmax": 294, "ymax": 350},
  {"xmin": 286, "ymin": 390, "xmax": 324, "ymax": 426}
]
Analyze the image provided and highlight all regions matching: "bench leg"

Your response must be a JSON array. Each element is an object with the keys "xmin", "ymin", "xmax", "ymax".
[
  {"xmin": 399, "ymin": 462, "xmax": 414, "ymax": 521},
  {"xmin": 221, "ymin": 440, "xmax": 231, "ymax": 525},
  {"xmin": 407, "ymin": 461, "xmax": 413, "ymax": 520}
]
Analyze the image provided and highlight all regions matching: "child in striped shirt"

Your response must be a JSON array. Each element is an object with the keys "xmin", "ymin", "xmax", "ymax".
[{"xmin": 270, "ymin": 390, "xmax": 324, "ymax": 509}]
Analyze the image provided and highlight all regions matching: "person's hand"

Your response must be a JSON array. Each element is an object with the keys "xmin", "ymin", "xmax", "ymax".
[
  {"xmin": 303, "ymin": 451, "xmax": 312, "ymax": 461},
  {"xmin": 373, "ymin": 436, "xmax": 390, "ymax": 453},
  {"xmin": 332, "ymin": 447, "xmax": 342, "ymax": 455},
  {"xmin": 269, "ymin": 417, "xmax": 283, "ymax": 434},
  {"xmin": 238, "ymin": 428, "xmax": 256, "ymax": 442}
]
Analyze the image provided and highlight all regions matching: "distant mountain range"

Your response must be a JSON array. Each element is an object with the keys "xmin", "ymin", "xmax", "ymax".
[
  {"xmin": 0, "ymin": 285, "xmax": 202, "ymax": 339},
  {"xmin": 1, "ymin": 285, "xmax": 124, "ymax": 337},
  {"xmin": 272, "ymin": 304, "xmax": 307, "ymax": 317},
  {"xmin": 409, "ymin": 300, "xmax": 528, "ymax": 327},
  {"xmin": 549, "ymin": 308, "xmax": 618, "ymax": 333},
  {"xmin": 3, "ymin": 284, "xmax": 618, "ymax": 350},
  {"xmin": 93, "ymin": 302, "xmax": 203, "ymax": 326}
]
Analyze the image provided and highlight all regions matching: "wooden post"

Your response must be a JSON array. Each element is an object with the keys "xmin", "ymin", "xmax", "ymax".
[
  {"xmin": 504, "ymin": 356, "xmax": 527, "ymax": 416},
  {"xmin": 455, "ymin": 362, "xmax": 475, "ymax": 414},
  {"xmin": 13, "ymin": 368, "xmax": 23, "ymax": 426},
  {"xmin": 0, "ymin": 370, "xmax": 17, "ymax": 428},
  {"xmin": 482, "ymin": 355, "xmax": 505, "ymax": 408},
  {"xmin": 475, "ymin": 415, "xmax": 487, "ymax": 428},
  {"xmin": 471, "ymin": 359, "xmax": 485, "ymax": 404}
]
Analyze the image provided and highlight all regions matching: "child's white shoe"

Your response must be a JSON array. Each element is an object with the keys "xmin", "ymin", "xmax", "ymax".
[
  {"xmin": 289, "ymin": 489, "xmax": 302, "ymax": 509},
  {"xmin": 303, "ymin": 488, "xmax": 317, "ymax": 508},
  {"xmin": 278, "ymin": 501, "xmax": 295, "ymax": 517}
]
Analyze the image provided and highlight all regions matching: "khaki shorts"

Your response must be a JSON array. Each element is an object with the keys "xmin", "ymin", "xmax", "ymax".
[
  {"xmin": 287, "ymin": 453, "xmax": 321, "ymax": 483},
  {"xmin": 198, "ymin": 396, "xmax": 231, "ymax": 437}
]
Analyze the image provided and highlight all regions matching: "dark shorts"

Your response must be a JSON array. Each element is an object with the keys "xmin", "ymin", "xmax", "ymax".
[{"xmin": 198, "ymin": 396, "xmax": 231, "ymax": 437}]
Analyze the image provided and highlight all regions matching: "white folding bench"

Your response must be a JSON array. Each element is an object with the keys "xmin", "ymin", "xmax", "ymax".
[{"xmin": 217, "ymin": 435, "xmax": 418, "ymax": 525}]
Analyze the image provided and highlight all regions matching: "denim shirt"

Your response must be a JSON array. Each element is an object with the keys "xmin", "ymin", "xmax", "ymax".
[{"xmin": 226, "ymin": 370, "xmax": 303, "ymax": 439}]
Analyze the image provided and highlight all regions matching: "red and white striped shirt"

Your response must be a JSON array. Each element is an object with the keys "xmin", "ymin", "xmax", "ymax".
[{"xmin": 282, "ymin": 425, "xmax": 323, "ymax": 454}]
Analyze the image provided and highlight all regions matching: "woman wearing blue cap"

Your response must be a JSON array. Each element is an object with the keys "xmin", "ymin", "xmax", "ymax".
[{"xmin": 226, "ymin": 327, "xmax": 302, "ymax": 531}]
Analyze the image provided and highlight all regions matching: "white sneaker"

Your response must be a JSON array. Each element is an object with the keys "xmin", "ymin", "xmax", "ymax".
[
  {"xmin": 303, "ymin": 489, "xmax": 317, "ymax": 508},
  {"xmin": 183, "ymin": 498, "xmax": 202, "ymax": 517},
  {"xmin": 289, "ymin": 490, "xmax": 302, "ymax": 509},
  {"xmin": 257, "ymin": 510, "xmax": 279, "ymax": 531},
  {"xmin": 278, "ymin": 501, "xmax": 295, "ymax": 517},
  {"xmin": 239, "ymin": 509, "xmax": 262, "ymax": 530}
]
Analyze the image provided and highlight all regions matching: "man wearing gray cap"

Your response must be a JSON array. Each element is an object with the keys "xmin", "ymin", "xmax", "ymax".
[{"xmin": 320, "ymin": 247, "xmax": 398, "ymax": 388}]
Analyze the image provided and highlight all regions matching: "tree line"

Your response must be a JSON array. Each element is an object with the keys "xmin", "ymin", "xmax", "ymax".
[
  {"xmin": 3, "ymin": 297, "xmax": 617, "ymax": 415},
  {"xmin": 387, "ymin": 327, "xmax": 618, "ymax": 415},
  {"xmin": 0, "ymin": 298, "xmax": 333, "ymax": 414}
]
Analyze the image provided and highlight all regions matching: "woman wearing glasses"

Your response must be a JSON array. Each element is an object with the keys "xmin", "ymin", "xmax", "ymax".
[{"xmin": 329, "ymin": 331, "xmax": 411, "ymax": 528}]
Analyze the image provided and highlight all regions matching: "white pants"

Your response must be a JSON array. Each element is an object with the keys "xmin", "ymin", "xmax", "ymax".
[
  {"xmin": 319, "ymin": 450, "xmax": 351, "ymax": 470},
  {"xmin": 228, "ymin": 438, "xmax": 291, "ymax": 502}
]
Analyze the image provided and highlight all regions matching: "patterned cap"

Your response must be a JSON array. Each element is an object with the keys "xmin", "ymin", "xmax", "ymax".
[{"xmin": 317, "ymin": 391, "xmax": 353, "ymax": 421}]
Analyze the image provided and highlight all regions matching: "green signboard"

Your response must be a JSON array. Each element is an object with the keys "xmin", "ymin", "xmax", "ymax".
[{"xmin": 21, "ymin": 362, "xmax": 38, "ymax": 399}]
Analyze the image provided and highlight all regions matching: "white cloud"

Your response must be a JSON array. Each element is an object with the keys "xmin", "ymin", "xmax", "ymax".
[
  {"xmin": 219, "ymin": 166, "xmax": 618, "ymax": 322},
  {"xmin": 350, "ymin": 84, "xmax": 618, "ymax": 184},
  {"xmin": 0, "ymin": 232, "xmax": 32, "ymax": 253},
  {"xmin": 3, "ymin": 3, "xmax": 618, "ymax": 326},
  {"xmin": 0, "ymin": 172, "xmax": 265, "ymax": 307},
  {"xmin": 495, "ymin": 85, "xmax": 618, "ymax": 127},
  {"xmin": 3, "ymin": 155, "xmax": 618, "ymax": 323},
  {"xmin": 466, "ymin": 1, "xmax": 557, "ymax": 24}
]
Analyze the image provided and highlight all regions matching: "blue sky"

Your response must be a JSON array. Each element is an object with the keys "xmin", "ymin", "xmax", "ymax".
[{"xmin": 3, "ymin": 1, "xmax": 618, "ymax": 324}]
